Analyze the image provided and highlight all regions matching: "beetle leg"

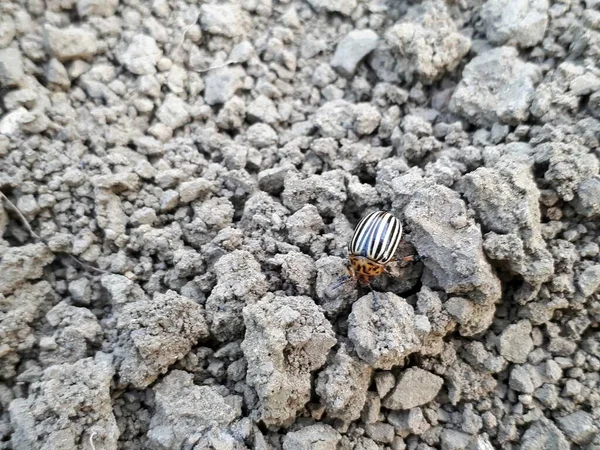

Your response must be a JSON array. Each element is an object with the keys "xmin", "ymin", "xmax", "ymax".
[
  {"xmin": 390, "ymin": 254, "xmax": 421, "ymax": 268},
  {"xmin": 367, "ymin": 284, "xmax": 379, "ymax": 311}
]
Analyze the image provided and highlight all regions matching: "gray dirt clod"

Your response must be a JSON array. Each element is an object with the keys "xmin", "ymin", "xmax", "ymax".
[
  {"xmin": 315, "ymin": 255, "xmax": 358, "ymax": 317},
  {"xmin": 459, "ymin": 161, "xmax": 554, "ymax": 286},
  {"xmin": 77, "ymin": 0, "xmax": 119, "ymax": 17},
  {"xmin": 0, "ymin": 281, "xmax": 54, "ymax": 380},
  {"xmin": 572, "ymin": 176, "xmax": 600, "ymax": 217},
  {"xmin": 404, "ymin": 184, "xmax": 501, "ymax": 305},
  {"xmin": 331, "ymin": 29, "xmax": 379, "ymax": 78},
  {"xmin": 449, "ymin": 46, "xmax": 541, "ymax": 126},
  {"xmin": 480, "ymin": 0, "xmax": 549, "ymax": 48},
  {"xmin": 115, "ymin": 290, "xmax": 209, "ymax": 388},
  {"xmin": 44, "ymin": 25, "xmax": 98, "ymax": 62},
  {"xmin": 205, "ymin": 250, "xmax": 267, "ymax": 342},
  {"xmin": 118, "ymin": 34, "xmax": 161, "ymax": 75},
  {"xmin": 241, "ymin": 294, "xmax": 336, "ymax": 428},
  {"xmin": 204, "ymin": 66, "xmax": 246, "ymax": 106},
  {"xmin": 542, "ymin": 143, "xmax": 599, "ymax": 202},
  {"xmin": 199, "ymin": 4, "xmax": 249, "ymax": 38},
  {"xmin": 383, "ymin": 367, "xmax": 444, "ymax": 410},
  {"xmin": 0, "ymin": 48, "xmax": 24, "ymax": 88},
  {"xmin": 384, "ymin": 0, "xmax": 471, "ymax": 83},
  {"xmin": 315, "ymin": 344, "xmax": 373, "ymax": 423},
  {"xmin": 0, "ymin": 243, "xmax": 54, "ymax": 295},
  {"xmin": 348, "ymin": 292, "xmax": 429, "ymax": 370},
  {"xmin": 9, "ymin": 354, "xmax": 118, "ymax": 450},
  {"xmin": 40, "ymin": 301, "xmax": 102, "ymax": 367},
  {"xmin": 147, "ymin": 370, "xmax": 240, "ymax": 450},
  {"xmin": 282, "ymin": 423, "xmax": 342, "ymax": 450},
  {"xmin": 275, "ymin": 251, "xmax": 316, "ymax": 295},
  {"xmin": 281, "ymin": 170, "xmax": 347, "ymax": 218}
]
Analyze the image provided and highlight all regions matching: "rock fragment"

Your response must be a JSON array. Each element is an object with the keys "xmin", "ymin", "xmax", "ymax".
[
  {"xmin": 116, "ymin": 290, "xmax": 209, "ymax": 388},
  {"xmin": 555, "ymin": 411, "xmax": 598, "ymax": 446},
  {"xmin": 450, "ymin": 47, "xmax": 541, "ymax": 126},
  {"xmin": 44, "ymin": 25, "xmax": 98, "ymax": 62},
  {"xmin": 331, "ymin": 29, "xmax": 379, "ymax": 78},
  {"xmin": 383, "ymin": 368, "xmax": 443, "ymax": 410},
  {"xmin": 316, "ymin": 345, "xmax": 373, "ymax": 423},
  {"xmin": 520, "ymin": 418, "xmax": 569, "ymax": 450},
  {"xmin": 480, "ymin": 0, "xmax": 549, "ymax": 48},
  {"xmin": 45, "ymin": 58, "xmax": 70, "ymax": 89},
  {"xmin": 242, "ymin": 294, "xmax": 336, "ymax": 427},
  {"xmin": 348, "ymin": 293, "xmax": 428, "ymax": 369},
  {"xmin": 405, "ymin": 185, "xmax": 501, "ymax": 305},
  {"xmin": 9, "ymin": 354, "xmax": 118, "ymax": 450}
]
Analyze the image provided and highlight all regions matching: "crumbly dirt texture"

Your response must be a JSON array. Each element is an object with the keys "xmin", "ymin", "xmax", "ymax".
[{"xmin": 1, "ymin": 0, "xmax": 599, "ymax": 449}]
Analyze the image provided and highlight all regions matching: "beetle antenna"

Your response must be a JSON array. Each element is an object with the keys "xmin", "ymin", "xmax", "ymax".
[{"xmin": 330, "ymin": 275, "xmax": 351, "ymax": 290}]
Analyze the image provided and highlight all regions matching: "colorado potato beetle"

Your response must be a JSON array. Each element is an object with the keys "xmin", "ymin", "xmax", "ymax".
[{"xmin": 333, "ymin": 211, "xmax": 419, "ymax": 299}]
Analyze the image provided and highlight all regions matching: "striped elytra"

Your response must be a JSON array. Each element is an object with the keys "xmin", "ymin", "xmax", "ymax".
[{"xmin": 349, "ymin": 211, "xmax": 403, "ymax": 264}]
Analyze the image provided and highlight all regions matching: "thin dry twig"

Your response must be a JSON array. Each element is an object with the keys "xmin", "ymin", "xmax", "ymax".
[
  {"xmin": 89, "ymin": 431, "xmax": 97, "ymax": 450},
  {"xmin": 0, "ymin": 192, "xmax": 41, "ymax": 240},
  {"xmin": 173, "ymin": 9, "xmax": 201, "ymax": 54},
  {"xmin": 192, "ymin": 59, "xmax": 242, "ymax": 73},
  {"xmin": 1, "ymin": 192, "xmax": 111, "ymax": 275}
]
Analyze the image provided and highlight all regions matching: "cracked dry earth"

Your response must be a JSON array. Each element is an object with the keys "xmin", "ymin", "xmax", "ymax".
[{"xmin": 0, "ymin": 0, "xmax": 600, "ymax": 449}]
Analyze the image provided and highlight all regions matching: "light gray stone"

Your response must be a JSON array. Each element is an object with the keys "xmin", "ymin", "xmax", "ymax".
[
  {"xmin": 578, "ymin": 264, "xmax": 600, "ymax": 297},
  {"xmin": 383, "ymin": 368, "xmax": 443, "ymax": 410},
  {"xmin": 0, "ymin": 48, "xmax": 24, "ymax": 88},
  {"xmin": 282, "ymin": 424, "xmax": 341, "ymax": 450},
  {"xmin": 204, "ymin": 65, "xmax": 245, "ymax": 105},
  {"xmin": 200, "ymin": 4, "xmax": 249, "ymax": 38},
  {"xmin": 498, "ymin": 320, "xmax": 534, "ymax": 363},
  {"xmin": 331, "ymin": 29, "xmax": 379, "ymax": 78},
  {"xmin": 156, "ymin": 94, "xmax": 190, "ymax": 129}
]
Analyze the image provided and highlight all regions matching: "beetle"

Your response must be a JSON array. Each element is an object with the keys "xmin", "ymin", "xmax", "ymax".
[{"xmin": 332, "ymin": 211, "xmax": 419, "ymax": 299}]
